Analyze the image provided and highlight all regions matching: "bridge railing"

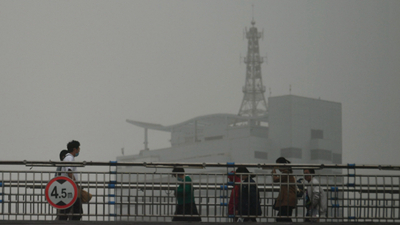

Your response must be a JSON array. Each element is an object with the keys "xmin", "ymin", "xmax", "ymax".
[{"xmin": 0, "ymin": 161, "xmax": 399, "ymax": 222}]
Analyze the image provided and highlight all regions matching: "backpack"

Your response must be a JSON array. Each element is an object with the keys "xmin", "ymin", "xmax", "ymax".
[{"xmin": 296, "ymin": 178, "xmax": 305, "ymax": 198}]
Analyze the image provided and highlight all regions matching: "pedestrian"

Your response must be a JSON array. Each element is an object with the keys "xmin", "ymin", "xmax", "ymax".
[
  {"xmin": 303, "ymin": 169, "xmax": 327, "ymax": 222},
  {"xmin": 236, "ymin": 166, "xmax": 262, "ymax": 222},
  {"xmin": 171, "ymin": 168, "xmax": 201, "ymax": 221},
  {"xmin": 228, "ymin": 170, "xmax": 241, "ymax": 220},
  {"xmin": 272, "ymin": 157, "xmax": 297, "ymax": 222},
  {"xmin": 59, "ymin": 140, "xmax": 83, "ymax": 220}
]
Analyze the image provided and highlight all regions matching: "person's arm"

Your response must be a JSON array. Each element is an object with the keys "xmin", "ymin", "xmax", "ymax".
[
  {"xmin": 67, "ymin": 169, "xmax": 75, "ymax": 180},
  {"xmin": 66, "ymin": 169, "xmax": 80, "ymax": 189},
  {"xmin": 272, "ymin": 168, "xmax": 280, "ymax": 182},
  {"xmin": 272, "ymin": 169, "xmax": 289, "ymax": 182},
  {"xmin": 67, "ymin": 169, "xmax": 80, "ymax": 188}
]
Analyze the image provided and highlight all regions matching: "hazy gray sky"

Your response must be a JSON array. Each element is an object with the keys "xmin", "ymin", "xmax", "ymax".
[{"xmin": 1, "ymin": 0, "xmax": 399, "ymax": 165}]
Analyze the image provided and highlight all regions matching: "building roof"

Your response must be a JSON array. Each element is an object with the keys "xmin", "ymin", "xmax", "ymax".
[{"xmin": 126, "ymin": 113, "xmax": 268, "ymax": 132}]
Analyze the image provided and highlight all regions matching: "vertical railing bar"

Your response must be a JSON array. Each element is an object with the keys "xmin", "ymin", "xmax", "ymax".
[
  {"xmin": 398, "ymin": 176, "xmax": 400, "ymax": 220},
  {"xmin": 366, "ymin": 175, "xmax": 370, "ymax": 219},
  {"xmin": 94, "ymin": 172, "xmax": 98, "ymax": 221},
  {"xmin": 374, "ymin": 175, "xmax": 377, "ymax": 220},
  {"xmin": 89, "ymin": 172, "xmax": 92, "ymax": 221},
  {"xmin": 357, "ymin": 174, "xmax": 360, "ymax": 222},
  {"xmin": 383, "ymin": 176, "xmax": 386, "ymax": 222},
  {"xmin": 142, "ymin": 177, "xmax": 145, "ymax": 221},
  {"xmin": 158, "ymin": 172, "xmax": 162, "ymax": 221},
  {"xmin": 30, "ymin": 172, "xmax": 34, "ymax": 219},
  {"xmin": 7, "ymin": 174, "xmax": 11, "ymax": 220},
  {"xmin": 346, "ymin": 168, "xmax": 349, "ymax": 222},
  {"xmin": 154, "ymin": 172, "xmax": 157, "ymax": 221},
  {"xmin": 263, "ymin": 172, "xmax": 266, "ymax": 222},
  {"xmin": 390, "ymin": 176, "xmax": 394, "ymax": 220},
  {"xmin": 16, "ymin": 172, "xmax": 19, "ymax": 218},
  {"xmin": 9, "ymin": 172, "xmax": 12, "ymax": 220},
  {"xmin": 0, "ymin": 171, "xmax": 3, "ymax": 220},
  {"xmin": 40, "ymin": 171, "xmax": 43, "ymax": 220},
  {"xmin": 151, "ymin": 171, "xmax": 154, "ymax": 220},
  {"xmin": 341, "ymin": 173, "xmax": 344, "ymax": 223},
  {"xmin": 41, "ymin": 171, "xmax": 45, "ymax": 220},
  {"xmin": 206, "ymin": 179, "xmax": 209, "ymax": 222},
  {"xmin": 226, "ymin": 166, "xmax": 229, "ymax": 222},
  {"xmin": 127, "ymin": 170, "xmax": 131, "ymax": 220},
  {"xmin": 166, "ymin": 172, "xmax": 170, "ymax": 221},
  {"xmin": 104, "ymin": 171, "xmax": 107, "ymax": 221},
  {"xmin": 199, "ymin": 172, "xmax": 202, "ymax": 222},
  {"xmin": 135, "ymin": 172, "xmax": 139, "ymax": 221},
  {"xmin": 23, "ymin": 172, "xmax": 26, "ymax": 220},
  {"xmin": 355, "ymin": 175, "xmax": 358, "ymax": 221},
  {"xmin": 216, "ymin": 172, "xmax": 218, "ymax": 222}
]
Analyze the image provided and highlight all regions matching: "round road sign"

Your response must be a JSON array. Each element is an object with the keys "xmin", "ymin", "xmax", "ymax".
[{"xmin": 45, "ymin": 176, "xmax": 78, "ymax": 209}]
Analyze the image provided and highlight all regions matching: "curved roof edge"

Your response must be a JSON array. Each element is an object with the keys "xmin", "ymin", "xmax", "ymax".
[{"xmin": 126, "ymin": 113, "xmax": 268, "ymax": 132}]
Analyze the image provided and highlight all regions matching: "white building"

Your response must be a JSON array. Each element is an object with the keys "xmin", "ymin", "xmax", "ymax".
[{"xmin": 118, "ymin": 95, "xmax": 342, "ymax": 171}]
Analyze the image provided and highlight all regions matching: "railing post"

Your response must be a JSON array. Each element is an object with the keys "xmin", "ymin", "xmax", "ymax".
[
  {"xmin": 109, "ymin": 161, "xmax": 118, "ymax": 219},
  {"xmin": 347, "ymin": 163, "xmax": 356, "ymax": 222}
]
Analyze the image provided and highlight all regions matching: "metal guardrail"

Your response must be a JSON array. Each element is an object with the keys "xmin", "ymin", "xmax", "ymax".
[{"xmin": 1, "ymin": 161, "xmax": 400, "ymax": 222}]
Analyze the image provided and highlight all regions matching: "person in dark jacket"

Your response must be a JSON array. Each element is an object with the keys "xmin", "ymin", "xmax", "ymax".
[
  {"xmin": 171, "ymin": 168, "xmax": 201, "ymax": 221},
  {"xmin": 272, "ymin": 157, "xmax": 297, "ymax": 222},
  {"xmin": 236, "ymin": 166, "xmax": 262, "ymax": 222}
]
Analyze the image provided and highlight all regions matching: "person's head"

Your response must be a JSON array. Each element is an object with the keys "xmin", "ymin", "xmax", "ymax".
[
  {"xmin": 304, "ymin": 169, "xmax": 315, "ymax": 182},
  {"xmin": 172, "ymin": 167, "xmax": 185, "ymax": 179},
  {"xmin": 275, "ymin": 157, "xmax": 292, "ymax": 173},
  {"xmin": 67, "ymin": 140, "xmax": 80, "ymax": 157},
  {"xmin": 59, "ymin": 149, "xmax": 68, "ymax": 161},
  {"xmin": 235, "ymin": 166, "xmax": 251, "ymax": 180}
]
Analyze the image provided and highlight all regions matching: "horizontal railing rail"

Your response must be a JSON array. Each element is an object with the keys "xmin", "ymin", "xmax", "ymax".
[{"xmin": 1, "ymin": 160, "xmax": 400, "ymax": 169}]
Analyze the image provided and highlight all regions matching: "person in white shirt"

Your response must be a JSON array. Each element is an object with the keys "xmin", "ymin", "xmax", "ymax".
[
  {"xmin": 303, "ymin": 169, "xmax": 327, "ymax": 222},
  {"xmin": 59, "ymin": 140, "xmax": 82, "ymax": 220}
]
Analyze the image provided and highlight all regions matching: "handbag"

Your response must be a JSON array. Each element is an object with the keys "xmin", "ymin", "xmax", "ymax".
[{"xmin": 78, "ymin": 188, "xmax": 92, "ymax": 203}]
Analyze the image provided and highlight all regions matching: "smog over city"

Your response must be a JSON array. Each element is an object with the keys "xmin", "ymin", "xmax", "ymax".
[{"xmin": 1, "ymin": 0, "xmax": 399, "ymax": 167}]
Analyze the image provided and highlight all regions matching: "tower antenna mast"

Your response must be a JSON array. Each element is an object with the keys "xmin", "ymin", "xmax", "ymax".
[
  {"xmin": 238, "ymin": 18, "xmax": 268, "ymax": 124},
  {"xmin": 252, "ymin": 4, "xmax": 255, "ymax": 23}
]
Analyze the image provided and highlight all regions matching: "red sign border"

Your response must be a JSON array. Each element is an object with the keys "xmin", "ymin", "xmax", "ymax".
[{"xmin": 45, "ymin": 176, "xmax": 78, "ymax": 209}]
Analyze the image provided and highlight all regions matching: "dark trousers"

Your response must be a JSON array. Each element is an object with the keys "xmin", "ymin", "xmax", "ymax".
[
  {"xmin": 172, "ymin": 203, "xmax": 201, "ymax": 221},
  {"xmin": 276, "ymin": 206, "xmax": 293, "ymax": 222},
  {"xmin": 243, "ymin": 218, "xmax": 257, "ymax": 222},
  {"xmin": 58, "ymin": 198, "xmax": 83, "ymax": 220}
]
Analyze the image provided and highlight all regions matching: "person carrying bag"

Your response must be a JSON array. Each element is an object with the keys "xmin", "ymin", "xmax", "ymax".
[{"xmin": 78, "ymin": 188, "xmax": 92, "ymax": 203}]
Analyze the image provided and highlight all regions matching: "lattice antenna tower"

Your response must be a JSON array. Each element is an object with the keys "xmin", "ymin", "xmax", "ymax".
[{"xmin": 238, "ymin": 18, "xmax": 268, "ymax": 121}]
